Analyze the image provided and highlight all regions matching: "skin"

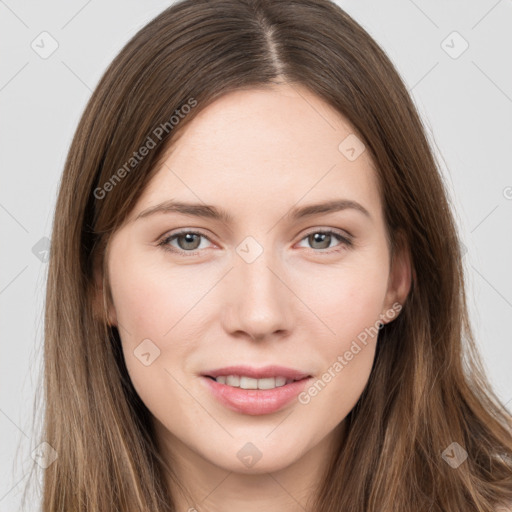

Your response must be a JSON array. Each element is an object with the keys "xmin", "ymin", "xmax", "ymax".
[{"xmin": 99, "ymin": 83, "xmax": 411, "ymax": 511}]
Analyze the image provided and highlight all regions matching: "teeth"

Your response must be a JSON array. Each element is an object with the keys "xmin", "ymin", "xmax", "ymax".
[
  {"xmin": 226, "ymin": 375, "xmax": 240, "ymax": 387},
  {"xmin": 213, "ymin": 375, "xmax": 295, "ymax": 389},
  {"xmin": 275, "ymin": 376, "xmax": 287, "ymax": 387},
  {"xmin": 240, "ymin": 376, "xmax": 258, "ymax": 389}
]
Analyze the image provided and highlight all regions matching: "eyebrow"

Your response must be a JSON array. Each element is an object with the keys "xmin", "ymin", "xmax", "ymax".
[{"xmin": 134, "ymin": 198, "xmax": 371, "ymax": 223}]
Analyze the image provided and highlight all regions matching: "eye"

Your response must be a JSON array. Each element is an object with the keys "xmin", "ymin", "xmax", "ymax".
[
  {"xmin": 158, "ymin": 228, "xmax": 353, "ymax": 257},
  {"xmin": 296, "ymin": 229, "xmax": 352, "ymax": 253},
  {"xmin": 158, "ymin": 230, "xmax": 213, "ymax": 255}
]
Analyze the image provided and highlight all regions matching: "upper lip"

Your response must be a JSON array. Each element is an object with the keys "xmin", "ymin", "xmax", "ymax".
[{"xmin": 202, "ymin": 365, "xmax": 312, "ymax": 380}]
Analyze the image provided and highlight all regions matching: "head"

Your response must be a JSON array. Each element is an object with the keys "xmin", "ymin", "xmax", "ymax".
[
  {"xmin": 100, "ymin": 80, "xmax": 411, "ymax": 476},
  {"xmin": 36, "ymin": 0, "xmax": 512, "ymax": 511}
]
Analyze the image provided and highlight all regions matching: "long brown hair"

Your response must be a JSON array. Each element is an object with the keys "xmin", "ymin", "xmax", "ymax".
[{"xmin": 25, "ymin": 0, "xmax": 512, "ymax": 510}]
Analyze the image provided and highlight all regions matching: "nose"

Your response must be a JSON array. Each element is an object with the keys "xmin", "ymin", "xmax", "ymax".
[{"xmin": 222, "ymin": 250, "xmax": 294, "ymax": 342}]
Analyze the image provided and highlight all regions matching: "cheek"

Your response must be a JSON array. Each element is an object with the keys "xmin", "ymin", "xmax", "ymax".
[
  {"xmin": 109, "ymin": 251, "xmax": 207, "ymax": 342},
  {"xmin": 110, "ymin": 273, "xmax": 205, "ymax": 430},
  {"xmin": 291, "ymin": 254, "xmax": 387, "ymax": 419},
  {"xmin": 293, "ymin": 253, "xmax": 389, "ymax": 344},
  {"xmin": 107, "ymin": 255, "xmax": 202, "ymax": 405}
]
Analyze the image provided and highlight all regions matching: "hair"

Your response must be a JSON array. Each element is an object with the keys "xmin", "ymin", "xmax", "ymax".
[{"xmin": 23, "ymin": 0, "xmax": 512, "ymax": 510}]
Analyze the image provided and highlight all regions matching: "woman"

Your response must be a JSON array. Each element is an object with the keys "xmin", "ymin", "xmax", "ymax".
[{"xmin": 28, "ymin": 0, "xmax": 512, "ymax": 510}]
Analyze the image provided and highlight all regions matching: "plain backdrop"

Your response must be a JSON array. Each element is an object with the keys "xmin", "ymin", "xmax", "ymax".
[{"xmin": 1, "ymin": 1, "xmax": 511, "ymax": 510}]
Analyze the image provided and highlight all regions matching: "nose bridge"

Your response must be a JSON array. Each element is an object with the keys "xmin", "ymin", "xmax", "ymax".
[{"xmin": 225, "ymin": 240, "xmax": 292, "ymax": 340}]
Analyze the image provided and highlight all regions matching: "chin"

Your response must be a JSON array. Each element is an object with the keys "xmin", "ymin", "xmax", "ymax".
[
  {"xmin": 200, "ymin": 436, "xmax": 311, "ymax": 475},
  {"xmin": 216, "ymin": 453, "xmax": 299, "ymax": 475}
]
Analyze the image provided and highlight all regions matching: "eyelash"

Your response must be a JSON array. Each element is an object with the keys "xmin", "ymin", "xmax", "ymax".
[{"xmin": 157, "ymin": 228, "xmax": 353, "ymax": 257}]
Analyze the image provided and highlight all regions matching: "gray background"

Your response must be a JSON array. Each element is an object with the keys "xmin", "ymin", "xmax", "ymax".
[{"xmin": 1, "ymin": 1, "xmax": 511, "ymax": 510}]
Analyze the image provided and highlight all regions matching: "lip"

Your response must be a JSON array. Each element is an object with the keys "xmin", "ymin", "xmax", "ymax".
[
  {"xmin": 200, "ymin": 366, "xmax": 313, "ymax": 415},
  {"xmin": 202, "ymin": 365, "xmax": 311, "ymax": 380}
]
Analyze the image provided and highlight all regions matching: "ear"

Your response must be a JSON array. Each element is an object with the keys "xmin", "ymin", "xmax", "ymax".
[
  {"xmin": 92, "ymin": 256, "xmax": 118, "ymax": 328},
  {"xmin": 381, "ymin": 230, "xmax": 412, "ymax": 325}
]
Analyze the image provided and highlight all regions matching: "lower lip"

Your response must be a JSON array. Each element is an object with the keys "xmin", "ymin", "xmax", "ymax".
[{"xmin": 201, "ymin": 376, "xmax": 312, "ymax": 415}]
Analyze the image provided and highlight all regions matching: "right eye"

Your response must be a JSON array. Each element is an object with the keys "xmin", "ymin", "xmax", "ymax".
[{"xmin": 158, "ymin": 230, "xmax": 214, "ymax": 256}]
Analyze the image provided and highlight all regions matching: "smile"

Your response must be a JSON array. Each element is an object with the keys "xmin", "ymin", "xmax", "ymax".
[{"xmin": 207, "ymin": 375, "xmax": 299, "ymax": 389}]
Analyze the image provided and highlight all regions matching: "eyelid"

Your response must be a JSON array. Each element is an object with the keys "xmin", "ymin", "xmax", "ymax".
[{"xmin": 299, "ymin": 226, "xmax": 353, "ymax": 242}]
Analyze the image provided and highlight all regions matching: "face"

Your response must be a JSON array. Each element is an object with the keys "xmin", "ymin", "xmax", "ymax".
[{"xmin": 101, "ymin": 84, "xmax": 410, "ymax": 476}]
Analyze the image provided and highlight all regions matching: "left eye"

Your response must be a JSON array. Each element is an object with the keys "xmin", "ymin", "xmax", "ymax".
[{"xmin": 297, "ymin": 230, "xmax": 352, "ymax": 252}]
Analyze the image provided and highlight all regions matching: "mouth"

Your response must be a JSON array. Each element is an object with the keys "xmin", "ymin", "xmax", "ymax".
[{"xmin": 200, "ymin": 365, "xmax": 313, "ymax": 415}]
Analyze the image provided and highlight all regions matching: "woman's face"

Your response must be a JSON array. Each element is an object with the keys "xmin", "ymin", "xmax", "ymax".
[{"xmin": 103, "ymin": 84, "xmax": 410, "ymax": 476}]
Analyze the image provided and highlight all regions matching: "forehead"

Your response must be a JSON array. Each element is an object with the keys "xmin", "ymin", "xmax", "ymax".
[{"xmin": 130, "ymin": 84, "xmax": 382, "ymax": 222}]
